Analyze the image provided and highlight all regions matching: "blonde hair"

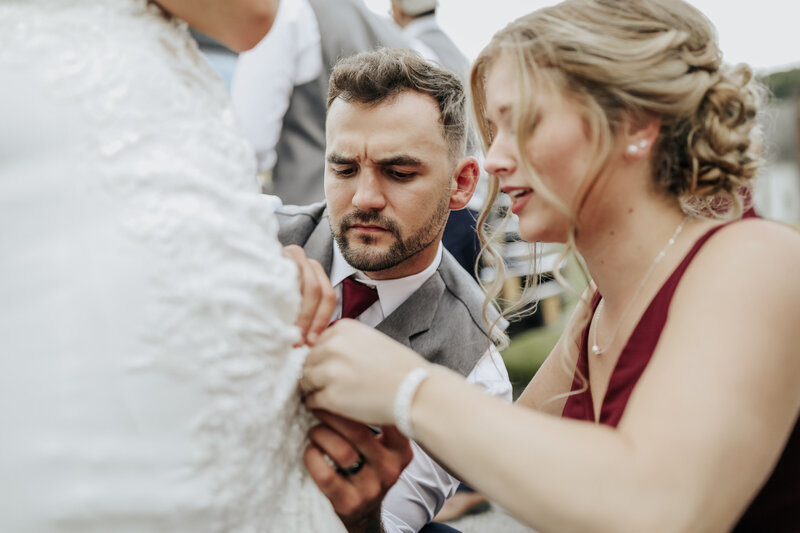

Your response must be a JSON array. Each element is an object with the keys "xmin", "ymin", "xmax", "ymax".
[{"xmin": 471, "ymin": 0, "xmax": 765, "ymax": 369}]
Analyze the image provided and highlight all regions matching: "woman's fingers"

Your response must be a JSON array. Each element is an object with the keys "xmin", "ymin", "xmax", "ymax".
[
  {"xmin": 302, "ymin": 320, "xmax": 431, "ymax": 424},
  {"xmin": 303, "ymin": 388, "xmax": 327, "ymax": 412}
]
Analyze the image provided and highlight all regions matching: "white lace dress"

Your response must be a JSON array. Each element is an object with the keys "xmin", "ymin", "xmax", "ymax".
[{"xmin": 0, "ymin": 1, "xmax": 343, "ymax": 531}]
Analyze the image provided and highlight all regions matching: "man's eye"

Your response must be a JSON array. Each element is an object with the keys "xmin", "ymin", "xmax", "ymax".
[
  {"xmin": 332, "ymin": 167, "xmax": 356, "ymax": 177},
  {"xmin": 388, "ymin": 170, "xmax": 416, "ymax": 180}
]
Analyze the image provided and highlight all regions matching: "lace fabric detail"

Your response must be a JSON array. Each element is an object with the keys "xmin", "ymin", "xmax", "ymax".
[{"xmin": 0, "ymin": 1, "xmax": 342, "ymax": 531}]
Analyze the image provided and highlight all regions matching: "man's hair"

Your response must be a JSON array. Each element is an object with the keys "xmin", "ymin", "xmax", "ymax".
[{"xmin": 327, "ymin": 48, "xmax": 467, "ymax": 162}]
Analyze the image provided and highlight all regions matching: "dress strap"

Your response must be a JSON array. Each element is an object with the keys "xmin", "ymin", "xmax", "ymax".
[{"xmin": 656, "ymin": 220, "xmax": 736, "ymax": 302}]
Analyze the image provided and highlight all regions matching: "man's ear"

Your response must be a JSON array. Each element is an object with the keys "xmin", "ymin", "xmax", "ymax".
[{"xmin": 449, "ymin": 157, "xmax": 480, "ymax": 210}]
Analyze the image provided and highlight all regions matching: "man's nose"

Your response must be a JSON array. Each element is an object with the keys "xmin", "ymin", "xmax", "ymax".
[{"xmin": 351, "ymin": 170, "xmax": 387, "ymax": 211}]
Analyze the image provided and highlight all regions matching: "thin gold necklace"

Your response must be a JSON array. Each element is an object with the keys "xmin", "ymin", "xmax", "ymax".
[{"xmin": 591, "ymin": 215, "xmax": 690, "ymax": 356}]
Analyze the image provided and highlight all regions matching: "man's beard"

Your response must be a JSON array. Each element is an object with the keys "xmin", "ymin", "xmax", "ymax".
[{"xmin": 332, "ymin": 197, "xmax": 450, "ymax": 272}]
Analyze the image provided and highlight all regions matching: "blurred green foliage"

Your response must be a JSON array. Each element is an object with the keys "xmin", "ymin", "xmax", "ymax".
[
  {"xmin": 762, "ymin": 68, "xmax": 800, "ymax": 100},
  {"xmin": 501, "ymin": 316, "xmax": 563, "ymax": 399},
  {"xmin": 500, "ymin": 253, "xmax": 588, "ymax": 399}
]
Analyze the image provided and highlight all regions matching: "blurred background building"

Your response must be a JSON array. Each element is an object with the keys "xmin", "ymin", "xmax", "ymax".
[{"xmin": 758, "ymin": 70, "xmax": 800, "ymax": 226}]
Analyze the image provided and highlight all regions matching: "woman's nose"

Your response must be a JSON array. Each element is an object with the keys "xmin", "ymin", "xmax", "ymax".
[{"xmin": 484, "ymin": 136, "xmax": 516, "ymax": 179}]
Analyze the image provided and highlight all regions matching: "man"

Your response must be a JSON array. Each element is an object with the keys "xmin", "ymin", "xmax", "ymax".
[
  {"xmin": 277, "ymin": 49, "xmax": 511, "ymax": 533},
  {"xmin": 231, "ymin": 0, "xmax": 408, "ymax": 205}
]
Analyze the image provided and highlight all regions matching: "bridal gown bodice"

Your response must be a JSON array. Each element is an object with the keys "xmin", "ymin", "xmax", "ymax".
[{"xmin": 0, "ymin": 1, "xmax": 342, "ymax": 531}]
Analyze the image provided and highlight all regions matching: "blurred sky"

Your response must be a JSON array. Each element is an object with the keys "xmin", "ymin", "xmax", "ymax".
[{"xmin": 364, "ymin": 0, "xmax": 800, "ymax": 73}]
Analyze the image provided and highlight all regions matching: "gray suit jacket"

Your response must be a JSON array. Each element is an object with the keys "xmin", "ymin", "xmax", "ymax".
[{"xmin": 276, "ymin": 202, "xmax": 505, "ymax": 376}]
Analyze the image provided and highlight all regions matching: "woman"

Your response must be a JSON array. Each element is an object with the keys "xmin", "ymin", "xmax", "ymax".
[
  {"xmin": 0, "ymin": 0, "xmax": 342, "ymax": 530},
  {"xmin": 301, "ymin": 0, "xmax": 800, "ymax": 530}
]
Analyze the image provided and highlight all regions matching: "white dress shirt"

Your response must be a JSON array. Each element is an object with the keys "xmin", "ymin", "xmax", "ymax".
[
  {"xmin": 330, "ymin": 241, "xmax": 512, "ymax": 533},
  {"xmin": 231, "ymin": 0, "xmax": 321, "ymax": 172}
]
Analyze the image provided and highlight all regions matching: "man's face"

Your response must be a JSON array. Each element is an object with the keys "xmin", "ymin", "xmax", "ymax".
[{"xmin": 324, "ymin": 90, "xmax": 455, "ymax": 280}]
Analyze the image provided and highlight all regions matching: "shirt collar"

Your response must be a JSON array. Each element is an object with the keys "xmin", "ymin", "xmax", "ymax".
[{"xmin": 330, "ymin": 240, "xmax": 443, "ymax": 318}]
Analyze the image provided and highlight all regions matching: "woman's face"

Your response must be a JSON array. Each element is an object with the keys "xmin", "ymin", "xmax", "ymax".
[{"xmin": 483, "ymin": 55, "xmax": 595, "ymax": 243}]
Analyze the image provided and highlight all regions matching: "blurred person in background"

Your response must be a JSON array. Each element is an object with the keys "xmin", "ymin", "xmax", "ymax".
[
  {"xmin": 389, "ymin": 0, "xmax": 469, "ymax": 81},
  {"xmin": 232, "ymin": 0, "xmax": 408, "ymax": 206}
]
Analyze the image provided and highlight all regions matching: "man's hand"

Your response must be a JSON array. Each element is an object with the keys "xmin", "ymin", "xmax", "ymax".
[
  {"xmin": 304, "ymin": 410, "xmax": 413, "ymax": 533},
  {"xmin": 283, "ymin": 244, "xmax": 337, "ymax": 346}
]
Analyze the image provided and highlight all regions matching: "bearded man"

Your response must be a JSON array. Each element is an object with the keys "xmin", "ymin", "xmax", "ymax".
[{"xmin": 275, "ymin": 48, "xmax": 510, "ymax": 533}]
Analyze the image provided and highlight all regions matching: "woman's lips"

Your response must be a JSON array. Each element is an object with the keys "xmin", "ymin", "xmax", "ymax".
[{"xmin": 503, "ymin": 188, "xmax": 534, "ymax": 215}]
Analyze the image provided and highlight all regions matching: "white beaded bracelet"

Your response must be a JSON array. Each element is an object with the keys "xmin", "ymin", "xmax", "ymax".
[{"xmin": 393, "ymin": 367, "xmax": 430, "ymax": 440}]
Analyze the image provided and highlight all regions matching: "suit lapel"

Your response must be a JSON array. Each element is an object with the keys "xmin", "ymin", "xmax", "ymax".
[
  {"xmin": 376, "ymin": 272, "xmax": 444, "ymax": 347},
  {"xmin": 303, "ymin": 210, "xmax": 334, "ymax": 275}
]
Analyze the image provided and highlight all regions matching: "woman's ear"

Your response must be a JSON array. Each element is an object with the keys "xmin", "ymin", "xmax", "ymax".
[
  {"xmin": 449, "ymin": 157, "xmax": 480, "ymax": 210},
  {"xmin": 622, "ymin": 113, "xmax": 661, "ymax": 160}
]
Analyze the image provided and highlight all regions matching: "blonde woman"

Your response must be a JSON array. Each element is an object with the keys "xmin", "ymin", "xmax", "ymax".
[{"xmin": 300, "ymin": 0, "xmax": 800, "ymax": 531}]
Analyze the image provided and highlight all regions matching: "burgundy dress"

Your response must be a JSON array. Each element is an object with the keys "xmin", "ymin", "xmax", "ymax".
[{"xmin": 562, "ymin": 223, "xmax": 800, "ymax": 531}]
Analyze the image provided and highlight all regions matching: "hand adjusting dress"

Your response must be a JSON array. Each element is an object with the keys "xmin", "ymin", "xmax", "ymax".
[{"xmin": 0, "ymin": 1, "xmax": 342, "ymax": 531}]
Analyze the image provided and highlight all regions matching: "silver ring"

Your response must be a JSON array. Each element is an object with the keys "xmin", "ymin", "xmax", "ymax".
[{"xmin": 335, "ymin": 453, "xmax": 366, "ymax": 477}]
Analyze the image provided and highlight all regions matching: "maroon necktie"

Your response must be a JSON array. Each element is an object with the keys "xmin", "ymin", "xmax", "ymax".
[{"xmin": 340, "ymin": 277, "xmax": 379, "ymax": 320}]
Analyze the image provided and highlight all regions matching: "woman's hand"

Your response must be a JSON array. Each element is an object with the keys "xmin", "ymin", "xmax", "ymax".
[{"xmin": 301, "ymin": 320, "xmax": 429, "ymax": 426}]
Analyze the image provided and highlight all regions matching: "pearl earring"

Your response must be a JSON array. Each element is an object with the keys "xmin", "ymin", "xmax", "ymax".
[{"xmin": 626, "ymin": 140, "xmax": 648, "ymax": 156}]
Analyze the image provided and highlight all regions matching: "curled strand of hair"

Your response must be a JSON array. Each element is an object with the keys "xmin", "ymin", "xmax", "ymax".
[{"xmin": 477, "ymin": 187, "xmax": 512, "ymax": 351}]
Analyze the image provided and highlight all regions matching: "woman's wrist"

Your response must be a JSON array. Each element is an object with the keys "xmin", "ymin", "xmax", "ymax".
[{"xmin": 393, "ymin": 366, "xmax": 431, "ymax": 439}]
